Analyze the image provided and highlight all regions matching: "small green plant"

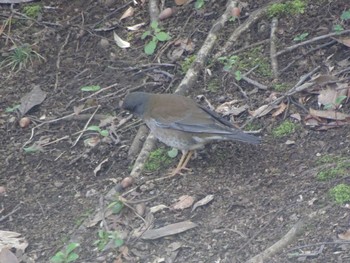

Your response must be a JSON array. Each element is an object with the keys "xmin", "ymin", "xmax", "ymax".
[
  {"xmin": 272, "ymin": 120, "xmax": 296, "ymax": 138},
  {"xmin": 23, "ymin": 4, "xmax": 42, "ymax": 18},
  {"xmin": 340, "ymin": 10, "xmax": 350, "ymax": 21},
  {"xmin": 268, "ymin": 0, "xmax": 306, "ymax": 18},
  {"xmin": 317, "ymin": 157, "xmax": 350, "ymax": 181},
  {"xmin": 108, "ymin": 196, "xmax": 124, "ymax": 214},
  {"xmin": 333, "ymin": 24, "xmax": 344, "ymax": 34},
  {"xmin": 195, "ymin": 0, "xmax": 205, "ymax": 9},
  {"xmin": 5, "ymin": 104, "xmax": 20, "ymax": 113},
  {"xmin": 0, "ymin": 44, "xmax": 44, "ymax": 72},
  {"xmin": 293, "ymin": 32, "xmax": 309, "ymax": 42},
  {"xmin": 145, "ymin": 148, "xmax": 173, "ymax": 171},
  {"xmin": 180, "ymin": 55, "xmax": 196, "ymax": 73},
  {"xmin": 207, "ymin": 78, "xmax": 220, "ymax": 93},
  {"xmin": 141, "ymin": 21, "xmax": 170, "ymax": 55},
  {"xmin": 50, "ymin": 243, "xmax": 80, "ymax": 263},
  {"xmin": 330, "ymin": 184, "xmax": 350, "ymax": 204},
  {"xmin": 244, "ymin": 123, "xmax": 262, "ymax": 131},
  {"xmin": 218, "ymin": 55, "xmax": 239, "ymax": 71},
  {"xmin": 86, "ymin": 125, "xmax": 109, "ymax": 137},
  {"xmin": 324, "ymin": 95, "xmax": 347, "ymax": 110},
  {"xmin": 273, "ymin": 83, "xmax": 289, "ymax": 92},
  {"xmin": 94, "ymin": 230, "xmax": 124, "ymax": 251}
]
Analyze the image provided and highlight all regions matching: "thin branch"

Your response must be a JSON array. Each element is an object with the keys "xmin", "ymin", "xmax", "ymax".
[{"xmin": 270, "ymin": 17, "xmax": 278, "ymax": 79}]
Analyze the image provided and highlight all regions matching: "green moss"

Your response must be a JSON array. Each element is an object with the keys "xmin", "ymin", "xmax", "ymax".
[
  {"xmin": 273, "ymin": 83, "xmax": 290, "ymax": 92},
  {"xmin": 237, "ymin": 47, "xmax": 272, "ymax": 78},
  {"xmin": 330, "ymin": 184, "xmax": 350, "ymax": 204},
  {"xmin": 145, "ymin": 148, "xmax": 173, "ymax": 171},
  {"xmin": 244, "ymin": 123, "xmax": 262, "ymax": 131},
  {"xmin": 272, "ymin": 120, "xmax": 296, "ymax": 138},
  {"xmin": 181, "ymin": 55, "xmax": 196, "ymax": 73},
  {"xmin": 23, "ymin": 4, "xmax": 42, "ymax": 18},
  {"xmin": 207, "ymin": 78, "xmax": 220, "ymax": 92},
  {"xmin": 268, "ymin": 0, "xmax": 306, "ymax": 18},
  {"xmin": 317, "ymin": 157, "xmax": 350, "ymax": 181}
]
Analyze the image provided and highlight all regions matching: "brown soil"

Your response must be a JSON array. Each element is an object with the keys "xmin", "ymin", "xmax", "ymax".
[{"xmin": 1, "ymin": 0, "xmax": 350, "ymax": 262}]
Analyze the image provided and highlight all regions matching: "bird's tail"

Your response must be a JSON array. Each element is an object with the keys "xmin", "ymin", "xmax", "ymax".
[{"xmin": 225, "ymin": 131, "xmax": 261, "ymax": 144}]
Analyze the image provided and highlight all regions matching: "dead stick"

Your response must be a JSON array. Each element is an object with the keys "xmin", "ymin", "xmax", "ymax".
[{"xmin": 270, "ymin": 17, "xmax": 278, "ymax": 79}]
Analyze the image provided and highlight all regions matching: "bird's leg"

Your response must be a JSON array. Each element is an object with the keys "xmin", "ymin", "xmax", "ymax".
[{"xmin": 169, "ymin": 150, "xmax": 193, "ymax": 176}]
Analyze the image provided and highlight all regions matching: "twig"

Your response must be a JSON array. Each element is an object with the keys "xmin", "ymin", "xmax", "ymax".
[
  {"xmin": 241, "ymin": 75, "xmax": 268, "ymax": 90},
  {"xmin": 79, "ymin": 83, "xmax": 120, "ymax": 102},
  {"xmin": 236, "ymin": 208, "xmax": 283, "ymax": 254},
  {"xmin": 54, "ymin": 32, "xmax": 70, "ymax": 91},
  {"xmin": 280, "ymin": 40, "xmax": 336, "ymax": 74},
  {"xmin": 245, "ymin": 220, "xmax": 305, "ymax": 263},
  {"xmin": 275, "ymin": 29, "xmax": 350, "ymax": 57},
  {"xmin": 176, "ymin": 0, "xmax": 237, "ymax": 95},
  {"xmin": 148, "ymin": 0, "xmax": 159, "ymax": 23},
  {"xmin": 72, "ymin": 105, "xmax": 101, "ymax": 147},
  {"xmin": 0, "ymin": 204, "xmax": 21, "ymax": 222},
  {"xmin": 229, "ymin": 39, "xmax": 269, "ymax": 56},
  {"xmin": 270, "ymin": 17, "xmax": 278, "ymax": 79}
]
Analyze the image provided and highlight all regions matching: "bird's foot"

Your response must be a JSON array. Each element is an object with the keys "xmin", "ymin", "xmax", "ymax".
[{"xmin": 168, "ymin": 166, "xmax": 192, "ymax": 177}]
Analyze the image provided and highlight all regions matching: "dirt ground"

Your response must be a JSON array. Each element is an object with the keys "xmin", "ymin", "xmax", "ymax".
[{"xmin": 1, "ymin": 0, "xmax": 350, "ymax": 262}]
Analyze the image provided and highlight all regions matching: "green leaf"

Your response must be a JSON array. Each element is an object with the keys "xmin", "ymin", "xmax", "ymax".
[
  {"xmin": 66, "ymin": 243, "xmax": 80, "ymax": 254},
  {"xmin": 109, "ymin": 201, "xmax": 124, "ymax": 214},
  {"xmin": 167, "ymin": 148, "xmax": 178, "ymax": 158},
  {"xmin": 67, "ymin": 253, "xmax": 79, "ymax": 262},
  {"xmin": 141, "ymin": 30, "xmax": 151, "ymax": 40},
  {"xmin": 235, "ymin": 70, "xmax": 242, "ymax": 81},
  {"xmin": 86, "ymin": 126, "xmax": 101, "ymax": 132},
  {"xmin": 150, "ymin": 21, "xmax": 158, "ymax": 30},
  {"xmin": 144, "ymin": 40, "xmax": 157, "ymax": 55},
  {"xmin": 335, "ymin": 95, "xmax": 347, "ymax": 105},
  {"xmin": 81, "ymin": 85, "xmax": 101, "ymax": 92},
  {"xmin": 341, "ymin": 10, "xmax": 350, "ymax": 21},
  {"xmin": 156, "ymin": 32, "xmax": 170, "ymax": 41},
  {"xmin": 293, "ymin": 32, "xmax": 309, "ymax": 41},
  {"xmin": 100, "ymin": 130, "xmax": 109, "ymax": 137},
  {"xmin": 50, "ymin": 252, "xmax": 65, "ymax": 263},
  {"xmin": 333, "ymin": 24, "xmax": 344, "ymax": 33},
  {"xmin": 5, "ymin": 104, "xmax": 20, "ymax": 112},
  {"xmin": 114, "ymin": 238, "xmax": 124, "ymax": 247},
  {"xmin": 23, "ymin": 145, "xmax": 43, "ymax": 153},
  {"xmin": 195, "ymin": 0, "xmax": 204, "ymax": 9}
]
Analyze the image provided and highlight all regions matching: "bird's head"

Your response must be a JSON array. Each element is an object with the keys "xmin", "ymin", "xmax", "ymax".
[{"xmin": 121, "ymin": 92, "xmax": 150, "ymax": 118}]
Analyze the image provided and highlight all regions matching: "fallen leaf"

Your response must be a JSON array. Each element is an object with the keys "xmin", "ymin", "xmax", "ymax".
[
  {"xmin": 73, "ymin": 105, "xmax": 85, "ymax": 115},
  {"xmin": 174, "ymin": 0, "xmax": 188, "ymax": 5},
  {"xmin": 142, "ymin": 221, "xmax": 197, "ymax": 240},
  {"xmin": 339, "ymin": 229, "xmax": 350, "ymax": 240},
  {"xmin": 309, "ymin": 108, "xmax": 350, "ymax": 121},
  {"xmin": 333, "ymin": 37, "xmax": 350, "ymax": 48},
  {"xmin": 192, "ymin": 195, "xmax": 214, "ymax": 212},
  {"xmin": 0, "ymin": 230, "xmax": 28, "ymax": 252},
  {"xmin": 18, "ymin": 86, "xmax": 47, "ymax": 115},
  {"xmin": 318, "ymin": 86, "xmax": 347, "ymax": 109},
  {"xmin": 127, "ymin": 22, "xmax": 146, "ymax": 31},
  {"xmin": 159, "ymin": 7, "xmax": 174, "ymax": 20},
  {"xmin": 312, "ymin": 74, "xmax": 338, "ymax": 86},
  {"xmin": 150, "ymin": 204, "xmax": 168, "ymax": 213},
  {"xmin": 93, "ymin": 158, "xmax": 109, "ymax": 176},
  {"xmin": 272, "ymin": 102, "xmax": 287, "ymax": 117},
  {"xmin": 171, "ymin": 195, "xmax": 194, "ymax": 210},
  {"xmin": 216, "ymin": 100, "xmax": 248, "ymax": 116},
  {"xmin": 249, "ymin": 104, "xmax": 276, "ymax": 118},
  {"xmin": 290, "ymin": 113, "xmax": 301, "ymax": 121},
  {"xmin": 120, "ymin": 6, "xmax": 134, "ymax": 21},
  {"xmin": 113, "ymin": 32, "xmax": 130, "ymax": 48},
  {"xmin": 0, "ymin": 248, "xmax": 18, "ymax": 263}
]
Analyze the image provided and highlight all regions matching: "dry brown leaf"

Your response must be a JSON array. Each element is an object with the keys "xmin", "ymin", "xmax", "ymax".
[
  {"xmin": 309, "ymin": 108, "xmax": 350, "ymax": 121},
  {"xmin": 174, "ymin": 0, "xmax": 188, "ymax": 5},
  {"xmin": 290, "ymin": 113, "xmax": 301, "ymax": 121},
  {"xmin": 272, "ymin": 102, "xmax": 287, "ymax": 117},
  {"xmin": 19, "ymin": 86, "xmax": 47, "ymax": 115},
  {"xmin": 0, "ymin": 248, "xmax": 19, "ymax": 263},
  {"xmin": 93, "ymin": 158, "xmax": 109, "ymax": 176},
  {"xmin": 150, "ymin": 204, "xmax": 168, "ymax": 213},
  {"xmin": 312, "ymin": 74, "xmax": 338, "ymax": 86},
  {"xmin": 172, "ymin": 195, "xmax": 194, "ymax": 210},
  {"xmin": 127, "ymin": 22, "xmax": 145, "ymax": 31},
  {"xmin": 216, "ymin": 100, "xmax": 248, "ymax": 116},
  {"xmin": 73, "ymin": 105, "xmax": 84, "ymax": 115},
  {"xmin": 120, "ymin": 6, "xmax": 134, "ymax": 20},
  {"xmin": 318, "ymin": 86, "xmax": 347, "ymax": 109},
  {"xmin": 249, "ymin": 104, "xmax": 275, "ymax": 118},
  {"xmin": 142, "ymin": 221, "xmax": 197, "ymax": 240},
  {"xmin": 192, "ymin": 195, "xmax": 214, "ymax": 212},
  {"xmin": 0, "ymin": 230, "xmax": 28, "ymax": 252},
  {"xmin": 338, "ymin": 229, "xmax": 350, "ymax": 240},
  {"xmin": 333, "ymin": 37, "xmax": 350, "ymax": 48},
  {"xmin": 159, "ymin": 7, "xmax": 174, "ymax": 20},
  {"xmin": 113, "ymin": 32, "xmax": 130, "ymax": 48}
]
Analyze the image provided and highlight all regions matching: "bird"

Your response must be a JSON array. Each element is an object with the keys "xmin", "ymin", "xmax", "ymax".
[{"xmin": 122, "ymin": 92, "xmax": 260, "ymax": 176}]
